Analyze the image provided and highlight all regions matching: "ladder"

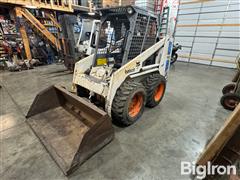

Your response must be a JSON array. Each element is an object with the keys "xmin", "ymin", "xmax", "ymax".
[{"xmin": 158, "ymin": 6, "xmax": 170, "ymax": 39}]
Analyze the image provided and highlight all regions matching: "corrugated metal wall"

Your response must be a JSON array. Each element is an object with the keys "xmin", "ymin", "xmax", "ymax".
[
  {"xmin": 175, "ymin": 0, "xmax": 240, "ymax": 68},
  {"xmin": 135, "ymin": 0, "xmax": 155, "ymax": 12}
]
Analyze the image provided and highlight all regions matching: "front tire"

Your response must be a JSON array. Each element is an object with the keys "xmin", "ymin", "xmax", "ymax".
[
  {"xmin": 143, "ymin": 73, "xmax": 166, "ymax": 108},
  {"xmin": 111, "ymin": 81, "xmax": 146, "ymax": 126},
  {"xmin": 220, "ymin": 93, "xmax": 240, "ymax": 111}
]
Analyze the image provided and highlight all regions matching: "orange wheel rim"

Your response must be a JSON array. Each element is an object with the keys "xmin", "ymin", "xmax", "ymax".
[
  {"xmin": 129, "ymin": 93, "xmax": 143, "ymax": 118},
  {"xmin": 154, "ymin": 84, "xmax": 165, "ymax": 102}
]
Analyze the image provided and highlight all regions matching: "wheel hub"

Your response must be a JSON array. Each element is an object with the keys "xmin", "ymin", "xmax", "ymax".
[
  {"xmin": 154, "ymin": 84, "xmax": 165, "ymax": 102},
  {"xmin": 129, "ymin": 93, "xmax": 143, "ymax": 117}
]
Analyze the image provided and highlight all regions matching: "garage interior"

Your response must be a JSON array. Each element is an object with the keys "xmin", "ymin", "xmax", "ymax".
[{"xmin": 0, "ymin": 0, "xmax": 240, "ymax": 180}]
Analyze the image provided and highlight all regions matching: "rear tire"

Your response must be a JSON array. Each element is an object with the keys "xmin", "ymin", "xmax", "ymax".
[
  {"xmin": 111, "ymin": 81, "xmax": 146, "ymax": 126},
  {"xmin": 143, "ymin": 73, "xmax": 166, "ymax": 108},
  {"xmin": 171, "ymin": 54, "xmax": 178, "ymax": 65},
  {"xmin": 222, "ymin": 83, "xmax": 236, "ymax": 95},
  {"xmin": 220, "ymin": 93, "xmax": 240, "ymax": 111}
]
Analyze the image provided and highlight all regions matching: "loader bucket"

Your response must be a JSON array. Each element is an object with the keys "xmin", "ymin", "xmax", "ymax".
[{"xmin": 26, "ymin": 85, "xmax": 114, "ymax": 175}]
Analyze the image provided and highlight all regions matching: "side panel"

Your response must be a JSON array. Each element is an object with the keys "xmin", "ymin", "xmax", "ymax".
[
  {"xmin": 73, "ymin": 54, "xmax": 94, "ymax": 77},
  {"xmin": 159, "ymin": 36, "xmax": 173, "ymax": 78},
  {"xmin": 106, "ymin": 38, "xmax": 168, "ymax": 116}
]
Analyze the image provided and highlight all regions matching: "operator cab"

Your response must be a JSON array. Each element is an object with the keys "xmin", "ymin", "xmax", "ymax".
[{"xmin": 93, "ymin": 6, "xmax": 158, "ymax": 69}]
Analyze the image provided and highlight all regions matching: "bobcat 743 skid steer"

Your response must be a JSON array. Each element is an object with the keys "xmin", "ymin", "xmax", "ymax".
[{"xmin": 26, "ymin": 6, "xmax": 173, "ymax": 175}]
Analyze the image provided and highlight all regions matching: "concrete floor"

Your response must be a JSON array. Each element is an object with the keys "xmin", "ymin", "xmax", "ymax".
[{"xmin": 0, "ymin": 62, "xmax": 234, "ymax": 180}]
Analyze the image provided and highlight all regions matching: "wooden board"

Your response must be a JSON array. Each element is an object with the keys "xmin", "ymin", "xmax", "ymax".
[
  {"xmin": 197, "ymin": 104, "xmax": 240, "ymax": 165},
  {"xmin": 1, "ymin": 0, "xmax": 73, "ymax": 12}
]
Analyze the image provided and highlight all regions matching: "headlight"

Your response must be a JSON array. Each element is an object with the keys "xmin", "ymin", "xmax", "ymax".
[{"xmin": 127, "ymin": 7, "xmax": 133, "ymax": 14}]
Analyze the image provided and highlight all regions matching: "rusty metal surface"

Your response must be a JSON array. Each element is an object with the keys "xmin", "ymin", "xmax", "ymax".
[
  {"xmin": 206, "ymin": 127, "xmax": 240, "ymax": 179},
  {"xmin": 26, "ymin": 85, "xmax": 114, "ymax": 175},
  {"xmin": 213, "ymin": 127, "xmax": 240, "ymax": 166}
]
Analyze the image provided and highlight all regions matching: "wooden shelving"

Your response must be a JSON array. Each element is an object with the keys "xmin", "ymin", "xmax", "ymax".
[
  {"xmin": 0, "ymin": 30, "xmax": 7, "ymax": 58},
  {"xmin": 34, "ymin": 11, "xmax": 59, "ymax": 37},
  {"xmin": 0, "ymin": 0, "xmax": 73, "ymax": 12}
]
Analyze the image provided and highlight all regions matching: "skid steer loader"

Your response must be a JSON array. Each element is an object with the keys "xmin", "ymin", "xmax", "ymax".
[
  {"xmin": 27, "ymin": 6, "xmax": 173, "ymax": 175},
  {"xmin": 59, "ymin": 15, "xmax": 100, "ymax": 71},
  {"xmin": 75, "ymin": 19, "xmax": 100, "ymax": 57}
]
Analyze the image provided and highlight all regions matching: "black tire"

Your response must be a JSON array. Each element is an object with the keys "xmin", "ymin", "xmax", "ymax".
[
  {"xmin": 222, "ymin": 83, "xmax": 236, "ymax": 95},
  {"xmin": 77, "ymin": 85, "xmax": 89, "ymax": 97},
  {"xmin": 143, "ymin": 73, "xmax": 166, "ymax": 108},
  {"xmin": 111, "ymin": 81, "xmax": 146, "ymax": 126},
  {"xmin": 171, "ymin": 54, "xmax": 178, "ymax": 65},
  {"xmin": 220, "ymin": 93, "xmax": 240, "ymax": 111}
]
